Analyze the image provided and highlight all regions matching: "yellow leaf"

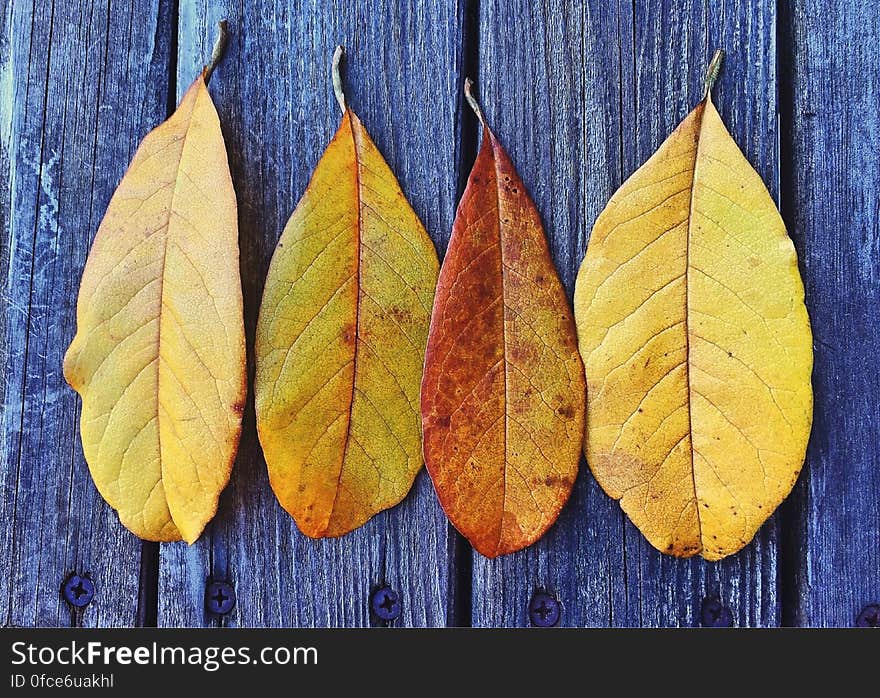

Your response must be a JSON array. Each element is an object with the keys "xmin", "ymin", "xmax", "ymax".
[
  {"xmin": 63, "ymin": 50, "xmax": 245, "ymax": 544},
  {"xmin": 573, "ymin": 52, "xmax": 812, "ymax": 560},
  {"xmin": 254, "ymin": 48, "xmax": 439, "ymax": 538}
]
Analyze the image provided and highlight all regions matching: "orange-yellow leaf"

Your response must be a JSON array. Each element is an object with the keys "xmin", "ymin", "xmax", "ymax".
[
  {"xmin": 573, "ymin": 57, "xmax": 812, "ymax": 560},
  {"xmin": 255, "ymin": 83, "xmax": 438, "ymax": 538},
  {"xmin": 421, "ymin": 88, "xmax": 585, "ymax": 558},
  {"xmin": 63, "ymin": 72, "xmax": 246, "ymax": 544}
]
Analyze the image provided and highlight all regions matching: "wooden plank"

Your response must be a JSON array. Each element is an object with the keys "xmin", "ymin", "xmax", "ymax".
[
  {"xmin": 471, "ymin": 0, "xmax": 625, "ymax": 627},
  {"xmin": 782, "ymin": 0, "xmax": 880, "ymax": 627},
  {"xmin": 473, "ymin": 0, "xmax": 781, "ymax": 626},
  {"xmin": 159, "ymin": 0, "xmax": 464, "ymax": 627},
  {"xmin": 0, "ymin": 0, "xmax": 173, "ymax": 626}
]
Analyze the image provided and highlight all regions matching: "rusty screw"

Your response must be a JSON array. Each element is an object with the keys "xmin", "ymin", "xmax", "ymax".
[
  {"xmin": 62, "ymin": 574, "xmax": 95, "ymax": 608},
  {"xmin": 205, "ymin": 580, "xmax": 235, "ymax": 615},
  {"xmin": 700, "ymin": 596, "xmax": 733, "ymax": 627},
  {"xmin": 528, "ymin": 590, "xmax": 560, "ymax": 627},
  {"xmin": 370, "ymin": 585, "xmax": 401, "ymax": 621},
  {"xmin": 855, "ymin": 604, "xmax": 880, "ymax": 627}
]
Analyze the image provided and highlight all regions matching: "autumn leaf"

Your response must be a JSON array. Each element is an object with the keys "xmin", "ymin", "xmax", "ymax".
[
  {"xmin": 573, "ymin": 51, "xmax": 813, "ymax": 560},
  {"xmin": 420, "ymin": 81, "xmax": 585, "ymax": 559},
  {"xmin": 254, "ymin": 48, "xmax": 439, "ymax": 538},
  {"xmin": 63, "ymin": 22, "xmax": 245, "ymax": 544}
]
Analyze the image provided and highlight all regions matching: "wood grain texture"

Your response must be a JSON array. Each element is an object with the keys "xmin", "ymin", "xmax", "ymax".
[
  {"xmin": 473, "ymin": 0, "xmax": 782, "ymax": 626},
  {"xmin": 782, "ymin": 0, "xmax": 880, "ymax": 627},
  {"xmin": 158, "ymin": 0, "xmax": 463, "ymax": 627},
  {"xmin": 0, "ymin": 0, "xmax": 173, "ymax": 626}
]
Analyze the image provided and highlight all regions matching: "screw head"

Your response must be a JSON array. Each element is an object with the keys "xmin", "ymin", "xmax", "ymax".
[
  {"xmin": 528, "ymin": 590, "xmax": 560, "ymax": 627},
  {"xmin": 370, "ymin": 586, "xmax": 401, "ymax": 621},
  {"xmin": 700, "ymin": 596, "xmax": 733, "ymax": 627},
  {"xmin": 205, "ymin": 580, "xmax": 236, "ymax": 615},
  {"xmin": 855, "ymin": 604, "xmax": 880, "ymax": 627},
  {"xmin": 62, "ymin": 574, "xmax": 95, "ymax": 608}
]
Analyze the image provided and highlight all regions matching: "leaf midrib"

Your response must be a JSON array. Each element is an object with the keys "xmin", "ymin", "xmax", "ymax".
[
  {"xmin": 324, "ymin": 112, "xmax": 362, "ymax": 535},
  {"xmin": 488, "ymin": 132, "xmax": 510, "ymax": 557},
  {"xmin": 683, "ymin": 101, "xmax": 708, "ymax": 547},
  {"xmin": 154, "ymin": 87, "xmax": 201, "ymax": 539}
]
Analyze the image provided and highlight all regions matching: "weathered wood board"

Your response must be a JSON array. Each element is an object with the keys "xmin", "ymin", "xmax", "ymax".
[
  {"xmin": 782, "ymin": 0, "xmax": 880, "ymax": 628},
  {"xmin": 0, "ymin": 0, "xmax": 174, "ymax": 627}
]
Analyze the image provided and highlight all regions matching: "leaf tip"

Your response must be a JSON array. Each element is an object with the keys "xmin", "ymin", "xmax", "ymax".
[
  {"xmin": 703, "ymin": 48, "xmax": 725, "ymax": 101},
  {"xmin": 203, "ymin": 19, "xmax": 230, "ymax": 85},
  {"xmin": 463, "ymin": 77, "xmax": 487, "ymax": 126},
  {"xmin": 332, "ymin": 45, "xmax": 346, "ymax": 112}
]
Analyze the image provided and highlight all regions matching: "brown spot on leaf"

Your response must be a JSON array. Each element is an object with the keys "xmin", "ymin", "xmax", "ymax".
[
  {"xmin": 543, "ymin": 475, "xmax": 573, "ymax": 489},
  {"xmin": 388, "ymin": 306, "xmax": 412, "ymax": 325},
  {"xmin": 341, "ymin": 323, "xmax": 356, "ymax": 346}
]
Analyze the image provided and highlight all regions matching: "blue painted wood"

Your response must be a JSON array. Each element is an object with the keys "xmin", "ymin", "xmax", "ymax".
[
  {"xmin": 473, "ymin": 0, "xmax": 782, "ymax": 626},
  {"xmin": 157, "ymin": 0, "xmax": 464, "ymax": 627},
  {"xmin": 782, "ymin": 0, "xmax": 880, "ymax": 627},
  {"xmin": 0, "ymin": 0, "xmax": 173, "ymax": 626}
]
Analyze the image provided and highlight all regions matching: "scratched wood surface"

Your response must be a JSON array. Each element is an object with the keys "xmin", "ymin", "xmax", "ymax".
[
  {"xmin": 781, "ymin": 0, "xmax": 880, "ymax": 627},
  {"xmin": 0, "ymin": 0, "xmax": 877, "ymax": 628},
  {"xmin": 0, "ymin": 0, "xmax": 174, "ymax": 627}
]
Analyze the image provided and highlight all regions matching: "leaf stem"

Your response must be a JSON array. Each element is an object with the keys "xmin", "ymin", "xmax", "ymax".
[
  {"xmin": 332, "ymin": 46, "xmax": 346, "ymax": 112},
  {"xmin": 204, "ymin": 20, "xmax": 229, "ymax": 85},
  {"xmin": 464, "ymin": 78, "xmax": 486, "ymax": 126},
  {"xmin": 702, "ymin": 48, "xmax": 724, "ymax": 100}
]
